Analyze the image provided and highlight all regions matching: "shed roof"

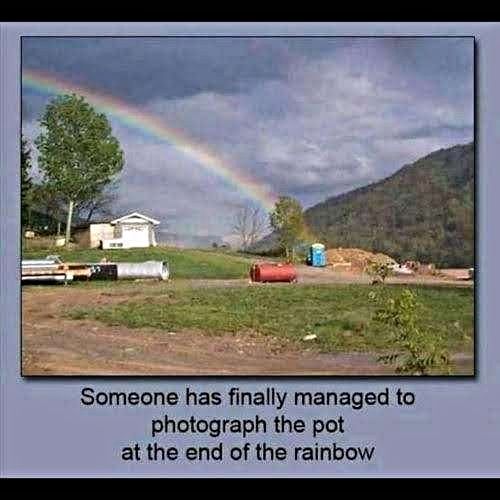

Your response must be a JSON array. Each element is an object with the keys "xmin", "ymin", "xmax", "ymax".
[{"xmin": 110, "ymin": 212, "xmax": 160, "ymax": 225}]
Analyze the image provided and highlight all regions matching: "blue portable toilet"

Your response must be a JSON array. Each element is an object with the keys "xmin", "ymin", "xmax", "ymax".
[{"xmin": 309, "ymin": 243, "xmax": 326, "ymax": 267}]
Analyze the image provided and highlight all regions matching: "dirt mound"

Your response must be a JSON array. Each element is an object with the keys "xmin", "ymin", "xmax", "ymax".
[{"xmin": 326, "ymin": 247, "xmax": 396, "ymax": 272}]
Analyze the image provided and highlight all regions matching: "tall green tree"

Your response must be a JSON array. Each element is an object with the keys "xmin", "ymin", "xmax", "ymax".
[
  {"xmin": 269, "ymin": 195, "xmax": 305, "ymax": 259},
  {"xmin": 21, "ymin": 135, "xmax": 33, "ymax": 227},
  {"xmin": 35, "ymin": 93, "xmax": 124, "ymax": 245}
]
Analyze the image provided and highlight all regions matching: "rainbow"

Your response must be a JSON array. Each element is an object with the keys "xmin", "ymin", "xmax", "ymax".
[{"xmin": 22, "ymin": 68, "xmax": 277, "ymax": 211}]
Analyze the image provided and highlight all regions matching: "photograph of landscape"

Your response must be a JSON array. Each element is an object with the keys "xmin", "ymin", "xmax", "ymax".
[{"xmin": 20, "ymin": 37, "xmax": 474, "ymax": 376}]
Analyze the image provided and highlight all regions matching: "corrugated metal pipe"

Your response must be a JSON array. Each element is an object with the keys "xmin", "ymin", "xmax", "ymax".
[{"xmin": 114, "ymin": 261, "xmax": 169, "ymax": 281}]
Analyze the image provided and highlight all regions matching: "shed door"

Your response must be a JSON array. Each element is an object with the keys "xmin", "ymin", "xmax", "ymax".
[{"xmin": 121, "ymin": 224, "xmax": 150, "ymax": 247}]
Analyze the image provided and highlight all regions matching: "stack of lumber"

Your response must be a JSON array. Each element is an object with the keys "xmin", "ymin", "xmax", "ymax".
[{"xmin": 22, "ymin": 257, "xmax": 91, "ymax": 283}]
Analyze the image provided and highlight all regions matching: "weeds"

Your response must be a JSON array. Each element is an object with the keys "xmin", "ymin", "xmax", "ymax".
[{"xmin": 369, "ymin": 288, "xmax": 451, "ymax": 375}]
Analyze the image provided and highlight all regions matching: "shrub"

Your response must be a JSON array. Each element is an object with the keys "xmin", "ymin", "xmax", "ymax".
[
  {"xmin": 369, "ymin": 289, "xmax": 451, "ymax": 375},
  {"xmin": 366, "ymin": 261, "xmax": 393, "ymax": 284}
]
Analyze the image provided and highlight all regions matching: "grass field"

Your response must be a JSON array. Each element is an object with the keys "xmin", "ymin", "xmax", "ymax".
[
  {"xmin": 22, "ymin": 246, "xmax": 254, "ymax": 279},
  {"xmin": 68, "ymin": 283, "xmax": 474, "ymax": 355}
]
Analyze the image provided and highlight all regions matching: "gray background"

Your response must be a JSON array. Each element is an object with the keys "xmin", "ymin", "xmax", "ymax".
[{"xmin": 1, "ymin": 23, "xmax": 498, "ymax": 478}]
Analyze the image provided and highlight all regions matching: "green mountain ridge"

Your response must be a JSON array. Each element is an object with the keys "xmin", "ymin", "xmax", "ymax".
[
  {"xmin": 251, "ymin": 142, "xmax": 474, "ymax": 268},
  {"xmin": 303, "ymin": 141, "xmax": 474, "ymax": 267}
]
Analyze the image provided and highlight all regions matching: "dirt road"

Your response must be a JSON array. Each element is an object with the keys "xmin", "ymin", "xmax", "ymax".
[
  {"xmin": 168, "ymin": 265, "xmax": 474, "ymax": 288},
  {"xmin": 22, "ymin": 285, "xmax": 397, "ymax": 376},
  {"xmin": 296, "ymin": 265, "xmax": 474, "ymax": 286}
]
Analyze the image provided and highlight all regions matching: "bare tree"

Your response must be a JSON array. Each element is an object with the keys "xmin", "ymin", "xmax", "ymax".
[
  {"xmin": 233, "ymin": 204, "xmax": 267, "ymax": 251},
  {"xmin": 76, "ymin": 182, "xmax": 119, "ymax": 223}
]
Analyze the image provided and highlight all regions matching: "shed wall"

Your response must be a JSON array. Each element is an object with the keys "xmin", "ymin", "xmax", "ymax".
[
  {"xmin": 89, "ymin": 223, "xmax": 115, "ymax": 248},
  {"xmin": 119, "ymin": 222, "xmax": 151, "ymax": 248},
  {"xmin": 74, "ymin": 228, "xmax": 91, "ymax": 248}
]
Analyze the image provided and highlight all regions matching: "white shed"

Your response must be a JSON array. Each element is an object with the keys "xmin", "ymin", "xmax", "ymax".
[
  {"xmin": 109, "ymin": 212, "xmax": 160, "ymax": 248},
  {"xmin": 74, "ymin": 212, "xmax": 161, "ymax": 249}
]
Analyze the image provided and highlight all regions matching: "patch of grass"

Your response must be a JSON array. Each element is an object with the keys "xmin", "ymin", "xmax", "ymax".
[
  {"xmin": 22, "ymin": 246, "xmax": 254, "ymax": 279},
  {"xmin": 67, "ymin": 283, "xmax": 474, "ymax": 355}
]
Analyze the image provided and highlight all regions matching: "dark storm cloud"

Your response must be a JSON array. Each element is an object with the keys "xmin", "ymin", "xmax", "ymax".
[
  {"xmin": 22, "ymin": 37, "xmax": 339, "ymax": 104},
  {"xmin": 22, "ymin": 37, "xmax": 474, "ymax": 241}
]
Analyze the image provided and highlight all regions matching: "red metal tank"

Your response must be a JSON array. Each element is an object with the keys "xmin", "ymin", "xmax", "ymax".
[{"xmin": 249, "ymin": 262, "xmax": 297, "ymax": 283}]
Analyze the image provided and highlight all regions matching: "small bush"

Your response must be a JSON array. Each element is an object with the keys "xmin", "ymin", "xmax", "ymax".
[
  {"xmin": 369, "ymin": 289, "xmax": 451, "ymax": 375},
  {"xmin": 366, "ymin": 261, "xmax": 393, "ymax": 284}
]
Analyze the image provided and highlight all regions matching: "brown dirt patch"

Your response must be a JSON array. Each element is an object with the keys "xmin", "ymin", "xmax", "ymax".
[{"xmin": 21, "ymin": 285, "xmax": 393, "ymax": 376}]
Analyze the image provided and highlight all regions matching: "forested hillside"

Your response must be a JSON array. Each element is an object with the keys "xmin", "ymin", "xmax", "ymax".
[{"xmin": 304, "ymin": 142, "xmax": 474, "ymax": 267}]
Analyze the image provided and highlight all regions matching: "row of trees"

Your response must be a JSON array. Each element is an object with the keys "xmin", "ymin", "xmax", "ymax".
[
  {"xmin": 22, "ymin": 94, "xmax": 124, "ymax": 245},
  {"xmin": 23, "ymin": 93, "xmax": 307, "ymax": 255}
]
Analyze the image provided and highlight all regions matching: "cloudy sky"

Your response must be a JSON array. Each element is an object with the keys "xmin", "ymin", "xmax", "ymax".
[{"xmin": 22, "ymin": 37, "xmax": 474, "ymax": 241}]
